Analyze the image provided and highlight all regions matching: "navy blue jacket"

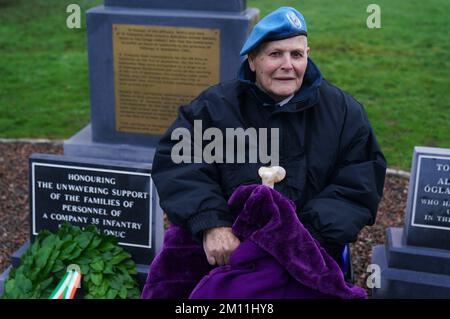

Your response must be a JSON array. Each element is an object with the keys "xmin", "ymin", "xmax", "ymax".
[{"xmin": 151, "ymin": 58, "xmax": 387, "ymax": 261}]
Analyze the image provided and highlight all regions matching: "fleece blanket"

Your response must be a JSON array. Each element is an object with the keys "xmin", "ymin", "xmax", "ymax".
[{"xmin": 141, "ymin": 184, "xmax": 366, "ymax": 299}]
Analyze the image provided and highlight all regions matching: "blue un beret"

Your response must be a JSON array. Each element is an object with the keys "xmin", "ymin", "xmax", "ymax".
[{"xmin": 240, "ymin": 7, "xmax": 308, "ymax": 56}]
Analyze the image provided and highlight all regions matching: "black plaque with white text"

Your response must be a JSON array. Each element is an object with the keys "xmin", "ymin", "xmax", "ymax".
[
  {"xmin": 404, "ymin": 147, "xmax": 450, "ymax": 250},
  {"xmin": 29, "ymin": 154, "xmax": 159, "ymax": 264},
  {"xmin": 410, "ymin": 156, "xmax": 450, "ymax": 229}
]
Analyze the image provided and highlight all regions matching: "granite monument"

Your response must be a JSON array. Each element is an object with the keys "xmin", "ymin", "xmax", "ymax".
[{"xmin": 372, "ymin": 146, "xmax": 450, "ymax": 298}]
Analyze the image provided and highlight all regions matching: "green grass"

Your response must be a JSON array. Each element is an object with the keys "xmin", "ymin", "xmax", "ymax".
[
  {"xmin": 0, "ymin": 0, "xmax": 449, "ymax": 170},
  {"xmin": 252, "ymin": 0, "xmax": 450, "ymax": 169},
  {"xmin": 0, "ymin": 0, "xmax": 100, "ymax": 137}
]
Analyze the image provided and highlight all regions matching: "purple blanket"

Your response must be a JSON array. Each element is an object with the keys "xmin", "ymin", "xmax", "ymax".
[{"xmin": 141, "ymin": 184, "xmax": 366, "ymax": 299}]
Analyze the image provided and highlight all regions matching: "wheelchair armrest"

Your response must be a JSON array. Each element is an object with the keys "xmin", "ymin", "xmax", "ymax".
[{"xmin": 341, "ymin": 244, "xmax": 354, "ymax": 283}]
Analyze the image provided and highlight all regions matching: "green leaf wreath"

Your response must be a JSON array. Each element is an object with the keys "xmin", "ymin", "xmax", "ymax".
[{"xmin": 2, "ymin": 223, "xmax": 140, "ymax": 299}]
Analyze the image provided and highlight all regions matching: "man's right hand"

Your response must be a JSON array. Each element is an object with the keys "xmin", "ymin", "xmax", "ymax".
[{"xmin": 203, "ymin": 227, "xmax": 240, "ymax": 266}]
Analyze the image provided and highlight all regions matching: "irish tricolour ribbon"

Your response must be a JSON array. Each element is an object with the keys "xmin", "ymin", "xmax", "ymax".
[{"xmin": 49, "ymin": 270, "xmax": 82, "ymax": 299}]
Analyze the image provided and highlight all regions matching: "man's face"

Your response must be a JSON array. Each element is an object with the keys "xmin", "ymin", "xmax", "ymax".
[{"xmin": 248, "ymin": 36, "xmax": 310, "ymax": 101}]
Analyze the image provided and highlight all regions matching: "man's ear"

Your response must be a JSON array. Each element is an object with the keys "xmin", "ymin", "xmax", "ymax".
[
  {"xmin": 307, "ymin": 47, "xmax": 311, "ymax": 57},
  {"xmin": 248, "ymin": 54, "xmax": 256, "ymax": 72}
]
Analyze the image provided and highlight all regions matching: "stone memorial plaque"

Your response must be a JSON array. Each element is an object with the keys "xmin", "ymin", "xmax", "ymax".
[
  {"xmin": 410, "ymin": 156, "xmax": 450, "ymax": 229},
  {"xmin": 29, "ymin": 154, "xmax": 161, "ymax": 264},
  {"xmin": 113, "ymin": 24, "xmax": 220, "ymax": 135},
  {"xmin": 404, "ymin": 147, "xmax": 450, "ymax": 250},
  {"xmin": 68, "ymin": 2, "xmax": 258, "ymax": 152}
]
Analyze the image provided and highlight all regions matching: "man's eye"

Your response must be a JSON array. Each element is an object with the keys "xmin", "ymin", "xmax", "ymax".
[
  {"xmin": 292, "ymin": 52, "xmax": 303, "ymax": 58},
  {"xmin": 269, "ymin": 52, "xmax": 281, "ymax": 57}
]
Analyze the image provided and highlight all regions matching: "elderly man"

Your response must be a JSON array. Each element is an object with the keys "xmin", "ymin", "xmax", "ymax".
[{"xmin": 151, "ymin": 7, "xmax": 386, "ymax": 268}]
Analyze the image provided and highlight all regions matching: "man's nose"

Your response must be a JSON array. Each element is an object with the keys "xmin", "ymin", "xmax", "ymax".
[{"xmin": 280, "ymin": 54, "xmax": 293, "ymax": 70}]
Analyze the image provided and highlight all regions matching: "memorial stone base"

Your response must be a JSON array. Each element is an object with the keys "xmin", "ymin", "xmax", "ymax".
[{"xmin": 372, "ymin": 227, "xmax": 450, "ymax": 298}]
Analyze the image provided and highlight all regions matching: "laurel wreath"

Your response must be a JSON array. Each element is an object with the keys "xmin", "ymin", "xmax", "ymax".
[{"xmin": 2, "ymin": 223, "xmax": 140, "ymax": 299}]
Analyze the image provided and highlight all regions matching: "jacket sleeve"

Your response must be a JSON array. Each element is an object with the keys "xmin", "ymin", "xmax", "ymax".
[
  {"xmin": 151, "ymin": 99, "xmax": 234, "ymax": 241},
  {"xmin": 300, "ymin": 97, "xmax": 387, "ymax": 250}
]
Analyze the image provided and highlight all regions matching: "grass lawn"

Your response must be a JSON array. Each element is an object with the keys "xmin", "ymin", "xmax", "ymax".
[{"xmin": 0, "ymin": 0, "xmax": 449, "ymax": 170}]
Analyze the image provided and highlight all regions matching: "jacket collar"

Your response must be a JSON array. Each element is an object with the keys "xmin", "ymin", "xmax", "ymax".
[{"xmin": 238, "ymin": 57, "xmax": 323, "ymax": 111}]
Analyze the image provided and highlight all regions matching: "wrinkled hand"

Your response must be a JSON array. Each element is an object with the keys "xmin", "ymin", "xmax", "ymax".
[{"xmin": 203, "ymin": 227, "xmax": 240, "ymax": 266}]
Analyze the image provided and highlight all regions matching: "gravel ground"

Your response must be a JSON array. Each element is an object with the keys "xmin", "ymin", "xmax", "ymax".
[
  {"xmin": 0, "ymin": 142, "xmax": 408, "ymax": 296},
  {"xmin": 0, "ymin": 142, "xmax": 63, "ymax": 274}
]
